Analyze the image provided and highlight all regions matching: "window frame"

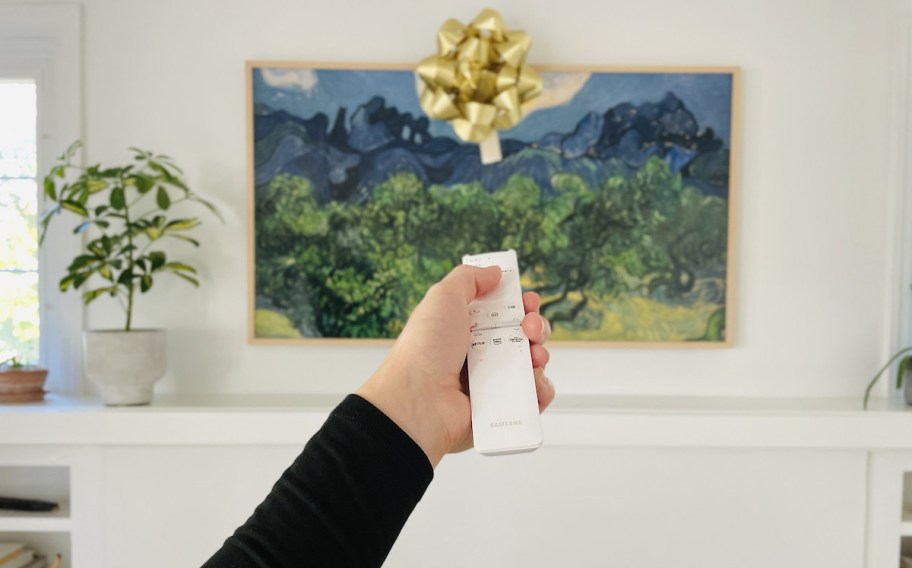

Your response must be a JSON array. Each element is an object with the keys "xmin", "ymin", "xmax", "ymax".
[{"xmin": 0, "ymin": 5, "xmax": 83, "ymax": 393}]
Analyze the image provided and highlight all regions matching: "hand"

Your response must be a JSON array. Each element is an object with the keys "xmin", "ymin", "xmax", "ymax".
[{"xmin": 357, "ymin": 265, "xmax": 555, "ymax": 468}]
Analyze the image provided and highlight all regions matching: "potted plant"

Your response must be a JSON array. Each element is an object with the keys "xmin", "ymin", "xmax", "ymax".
[
  {"xmin": 40, "ymin": 141, "xmax": 221, "ymax": 405},
  {"xmin": 863, "ymin": 347, "xmax": 912, "ymax": 409},
  {"xmin": 0, "ymin": 356, "xmax": 49, "ymax": 403}
]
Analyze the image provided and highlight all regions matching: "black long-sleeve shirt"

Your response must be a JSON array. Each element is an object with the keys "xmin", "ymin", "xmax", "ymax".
[{"xmin": 202, "ymin": 394, "xmax": 434, "ymax": 567}]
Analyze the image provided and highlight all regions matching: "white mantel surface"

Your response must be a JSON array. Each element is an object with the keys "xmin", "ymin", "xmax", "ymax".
[{"xmin": 4, "ymin": 394, "xmax": 912, "ymax": 449}]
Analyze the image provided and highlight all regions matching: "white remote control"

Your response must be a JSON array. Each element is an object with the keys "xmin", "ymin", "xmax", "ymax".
[{"xmin": 462, "ymin": 250, "xmax": 543, "ymax": 456}]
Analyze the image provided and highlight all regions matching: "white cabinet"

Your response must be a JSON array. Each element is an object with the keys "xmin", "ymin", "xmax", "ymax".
[{"xmin": 1, "ymin": 395, "xmax": 911, "ymax": 567}]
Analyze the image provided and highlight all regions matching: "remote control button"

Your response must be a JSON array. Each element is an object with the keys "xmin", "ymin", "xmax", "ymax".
[
  {"xmin": 492, "ymin": 337, "xmax": 503, "ymax": 346},
  {"xmin": 471, "ymin": 308, "xmax": 482, "ymax": 315},
  {"xmin": 510, "ymin": 336, "xmax": 522, "ymax": 343},
  {"xmin": 471, "ymin": 340, "xmax": 485, "ymax": 349},
  {"xmin": 488, "ymin": 311, "xmax": 500, "ymax": 319}
]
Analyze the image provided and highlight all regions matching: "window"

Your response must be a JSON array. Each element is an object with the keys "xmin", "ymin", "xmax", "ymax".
[
  {"xmin": 0, "ymin": 80, "xmax": 40, "ymax": 363},
  {"xmin": 0, "ymin": 4, "xmax": 82, "ymax": 392}
]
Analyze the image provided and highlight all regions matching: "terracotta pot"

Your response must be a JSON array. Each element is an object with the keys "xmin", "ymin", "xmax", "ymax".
[{"xmin": 0, "ymin": 367, "xmax": 49, "ymax": 403}]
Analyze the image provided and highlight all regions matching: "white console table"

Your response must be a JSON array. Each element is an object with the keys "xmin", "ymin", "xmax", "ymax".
[{"xmin": 1, "ymin": 395, "xmax": 911, "ymax": 567}]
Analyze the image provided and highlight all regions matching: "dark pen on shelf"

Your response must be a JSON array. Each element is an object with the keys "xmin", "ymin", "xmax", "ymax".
[{"xmin": 0, "ymin": 496, "xmax": 59, "ymax": 512}]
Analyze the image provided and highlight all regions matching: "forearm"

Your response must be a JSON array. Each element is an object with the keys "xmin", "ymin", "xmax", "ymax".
[{"xmin": 202, "ymin": 394, "xmax": 434, "ymax": 568}]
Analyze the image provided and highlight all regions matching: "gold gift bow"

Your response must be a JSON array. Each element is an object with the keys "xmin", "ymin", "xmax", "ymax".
[{"xmin": 416, "ymin": 8, "xmax": 543, "ymax": 144}]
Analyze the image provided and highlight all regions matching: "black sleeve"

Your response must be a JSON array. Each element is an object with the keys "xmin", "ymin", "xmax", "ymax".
[{"xmin": 202, "ymin": 394, "xmax": 434, "ymax": 568}]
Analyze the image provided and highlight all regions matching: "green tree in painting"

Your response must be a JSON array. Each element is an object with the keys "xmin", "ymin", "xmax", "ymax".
[{"xmin": 255, "ymin": 157, "xmax": 728, "ymax": 341}]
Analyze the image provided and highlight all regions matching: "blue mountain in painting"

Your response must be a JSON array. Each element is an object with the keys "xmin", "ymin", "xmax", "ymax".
[{"xmin": 252, "ymin": 91, "xmax": 729, "ymax": 204}]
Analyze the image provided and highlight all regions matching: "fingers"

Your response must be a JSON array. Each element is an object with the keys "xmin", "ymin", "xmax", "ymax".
[
  {"xmin": 441, "ymin": 265, "xmax": 502, "ymax": 304},
  {"xmin": 531, "ymin": 343, "xmax": 550, "ymax": 368},
  {"xmin": 521, "ymin": 291, "xmax": 551, "ymax": 369},
  {"xmin": 522, "ymin": 291, "xmax": 541, "ymax": 313},
  {"xmin": 522, "ymin": 311, "xmax": 551, "ymax": 346},
  {"xmin": 534, "ymin": 367, "xmax": 555, "ymax": 413}
]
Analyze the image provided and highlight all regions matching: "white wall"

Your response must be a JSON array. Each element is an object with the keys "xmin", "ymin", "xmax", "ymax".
[{"xmin": 16, "ymin": 0, "xmax": 908, "ymax": 397}]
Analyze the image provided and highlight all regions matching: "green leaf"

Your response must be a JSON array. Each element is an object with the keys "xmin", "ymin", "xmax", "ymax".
[
  {"xmin": 68, "ymin": 255, "xmax": 95, "ymax": 270},
  {"xmin": 156, "ymin": 187, "xmax": 170, "ymax": 210},
  {"xmin": 117, "ymin": 270, "xmax": 134, "ymax": 285},
  {"xmin": 148, "ymin": 161, "xmax": 174, "ymax": 181},
  {"xmin": 124, "ymin": 174, "xmax": 155, "ymax": 195},
  {"xmin": 164, "ymin": 218, "xmax": 201, "ymax": 231},
  {"xmin": 82, "ymin": 288, "xmax": 110, "ymax": 304},
  {"xmin": 148, "ymin": 251, "xmax": 166, "ymax": 271},
  {"xmin": 145, "ymin": 227, "xmax": 163, "ymax": 240},
  {"xmin": 192, "ymin": 196, "xmax": 223, "ymax": 222},
  {"xmin": 87, "ymin": 240, "xmax": 106, "ymax": 257},
  {"xmin": 60, "ymin": 200, "xmax": 89, "ymax": 216},
  {"xmin": 59, "ymin": 274, "xmax": 76, "ymax": 292},
  {"xmin": 129, "ymin": 147, "xmax": 149, "ymax": 160},
  {"xmin": 73, "ymin": 271, "xmax": 91, "ymax": 289},
  {"xmin": 140, "ymin": 274, "xmax": 153, "ymax": 292},
  {"xmin": 44, "ymin": 177, "xmax": 57, "ymax": 201},
  {"xmin": 172, "ymin": 272, "xmax": 200, "ymax": 287},
  {"xmin": 167, "ymin": 234, "xmax": 200, "ymax": 247},
  {"xmin": 98, "ymin": 264, "xmax": 113, "ymax": 281},
  {"xmin": 897, "ymin": 356, "xmax": 912, "ymax": 389},
  {"xmin": 95, "ymin": 220, "xmax": 110, "ymax": 229},
  {"xmin": 73, "ymin": 221, "xmax": 91, "ymax": 234},
  {"xmin": 162, "ymin": 262, "xmax": 197, "ymax": 274},
  {"xmin": 110, "ymin": 187, "xmax": 126, "ymax": 210},
  {"xmin": 134, "ymin": 176, "xmax": 154, "ymax": 194},
  {"xmin": 87, "ymin": 178, "xmax": 108, "ymax": 194},
  {"xmin": 94, "ymin": 205, "xmax": 109, "ymax": 217}
]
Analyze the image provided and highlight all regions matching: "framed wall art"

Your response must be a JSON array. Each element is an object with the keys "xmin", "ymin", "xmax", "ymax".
[{"xmin": 247, "ymin": 61, "xmax": 739, "ymax": 346}]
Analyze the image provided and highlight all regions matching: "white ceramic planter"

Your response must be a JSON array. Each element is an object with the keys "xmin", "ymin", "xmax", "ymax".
[{"xmin": 84, "ymin": 330, "xmax": 166, "ymax": 405}]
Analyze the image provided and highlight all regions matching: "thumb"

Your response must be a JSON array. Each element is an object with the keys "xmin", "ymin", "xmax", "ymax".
[{"xmin": 443, "ymin": 265, "xmax": 502, "ymax": 304}]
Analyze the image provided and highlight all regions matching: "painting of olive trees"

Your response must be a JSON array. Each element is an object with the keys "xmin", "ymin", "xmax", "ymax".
[{"xmin": 249, "ymin": 63, "xmax": 737, "ymax": 344}]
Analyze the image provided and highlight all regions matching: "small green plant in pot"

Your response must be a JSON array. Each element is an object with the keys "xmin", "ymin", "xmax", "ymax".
[
  {"xmin": 40, "ymin": 141, "xmax": 221, "ymax": 405},
  {"xmin": 0, "ymin": 355, "xmax": 49, "ymax": 403},
  {"xmin": 863, "ymin": 347, "xmax": 912, "ymax": 409}
]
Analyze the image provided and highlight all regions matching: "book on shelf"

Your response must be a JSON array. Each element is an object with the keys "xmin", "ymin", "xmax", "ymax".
[{"xmin": 0, "ymin": 542, "xmax": 36, "ymax": 568}]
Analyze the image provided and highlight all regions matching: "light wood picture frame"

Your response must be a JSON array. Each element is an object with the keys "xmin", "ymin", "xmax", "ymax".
[{"xmin": 247, "ymin": 61, "xmax": 740, "ymax": 347}]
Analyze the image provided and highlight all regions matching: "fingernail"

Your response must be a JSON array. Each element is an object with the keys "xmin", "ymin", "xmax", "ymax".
[{"xmin": 540, "ymin": 316, "xmax": 551, "ymax": 340}]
